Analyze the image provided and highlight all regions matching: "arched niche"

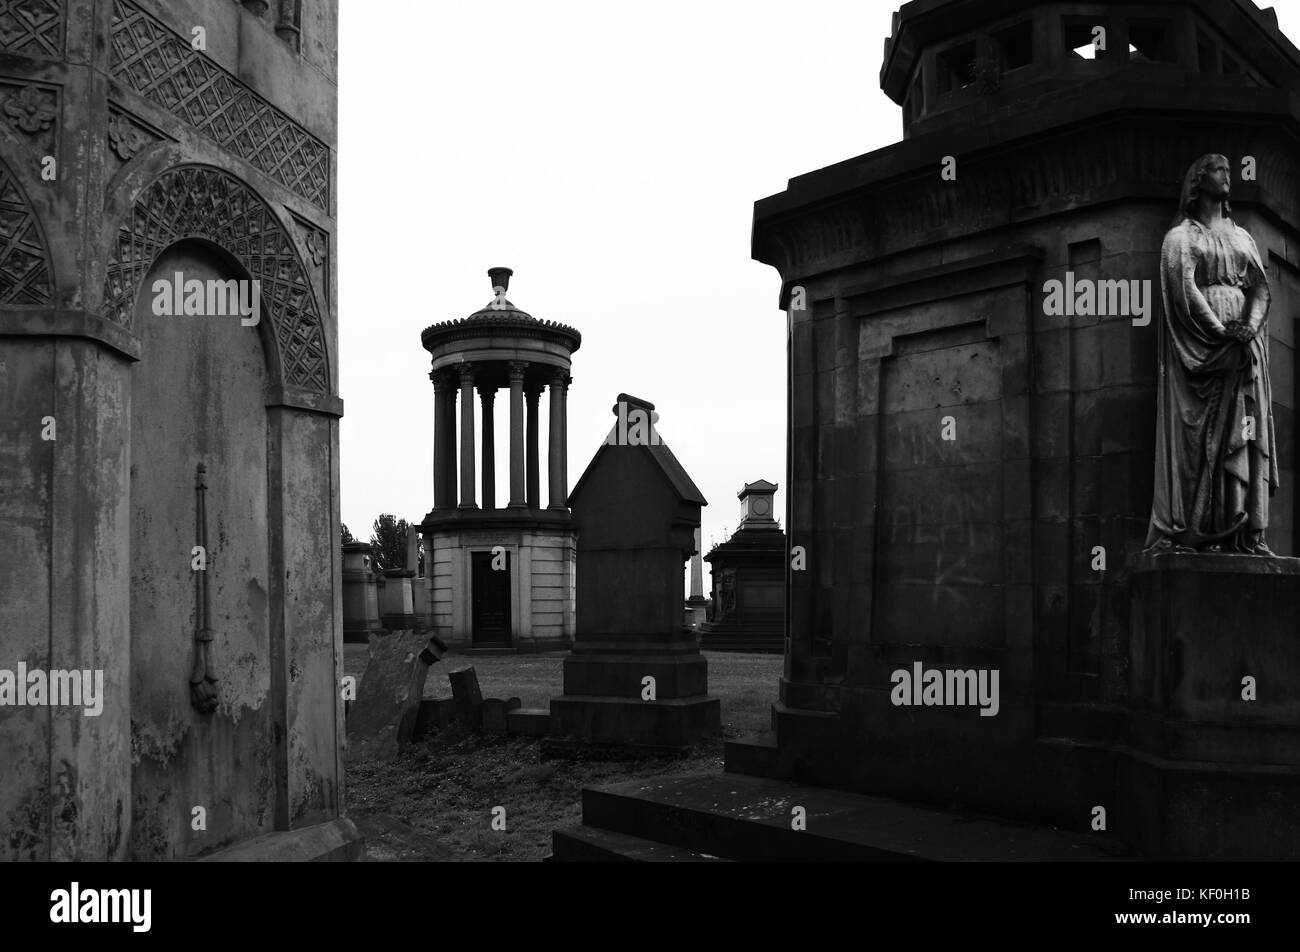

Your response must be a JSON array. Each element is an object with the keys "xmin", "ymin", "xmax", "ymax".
[
  {"xmin": 102, "ymin": 163, "xmax": 331, "ymax": 396},
  {"xmin": 127, "ymin": 238, "xmax": 276, "ymax": 858}
]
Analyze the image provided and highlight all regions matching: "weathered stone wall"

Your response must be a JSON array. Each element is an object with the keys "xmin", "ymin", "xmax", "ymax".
[
  {"xmin": 428, "ymin": 526, "xmax": 576, "ymax": 651},
  {"xmin": 0, "ymin": 0, "xmax": 347, "ymax": 860}
]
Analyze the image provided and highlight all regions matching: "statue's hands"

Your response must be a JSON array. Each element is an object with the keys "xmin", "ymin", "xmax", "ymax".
[{"xmin": 1222, "ymin": 322, "xmax": 1256, "ymax": 343}]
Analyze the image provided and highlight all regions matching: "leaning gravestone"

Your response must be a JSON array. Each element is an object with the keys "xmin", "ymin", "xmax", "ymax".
[
  {"xmin": 448, "ymin": 665, "xmax": 484, "ymax": 730},
  {"xmin": 347, "ymin": 631, "xmax": 445, "ymax": 760},
  {"xmin": 548, "ymin": 394, "xmax": 720, "ymax": 754}
]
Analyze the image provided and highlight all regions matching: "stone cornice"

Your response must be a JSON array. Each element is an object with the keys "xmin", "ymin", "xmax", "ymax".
[
  {"xmin": 753, "ymin": 85, "xmax": 1300, "ymax": 284},
  {"xmin": 421, "ymin": 313, "xmax": 582, "ymax": 353}
]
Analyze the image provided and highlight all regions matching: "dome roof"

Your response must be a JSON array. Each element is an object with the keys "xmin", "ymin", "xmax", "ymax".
[{"xmin": 421, "ymin": 267, "xmax": 582, "ymax": 354}]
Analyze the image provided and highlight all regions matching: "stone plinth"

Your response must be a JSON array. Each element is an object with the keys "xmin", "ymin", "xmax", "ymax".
[
  {"xmin": 1121, "ymin": 553, "xmax": 1300, "ymax": 858},
  {"xmin": 421, "ymin": 509, "xmax": 575, "ymax": 652},
  {"xmin": 548, "ymin": 395, "xmax": 720, "ymax": 753}
]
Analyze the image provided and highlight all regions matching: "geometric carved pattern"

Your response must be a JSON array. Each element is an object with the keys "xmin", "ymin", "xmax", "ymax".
[
  {"xmin": 0, "ymin": 0, "xmax": 62, "ymax": 58},
  {"xmin": 110, "ymin": 0, "xmax": 330, "ymax": 211},
  {"xmin": 102, "ymin": 164, "xmax": 329, "ymax": 393},
  {"xmin": 0, "ymin": 157, "xmax": 52, "ymax": 305}
]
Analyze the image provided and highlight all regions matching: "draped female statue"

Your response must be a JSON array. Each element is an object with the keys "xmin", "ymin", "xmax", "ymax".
[{"xmin": 1145, "ymin": 154, "xmax": 1278, "ymax": 555}]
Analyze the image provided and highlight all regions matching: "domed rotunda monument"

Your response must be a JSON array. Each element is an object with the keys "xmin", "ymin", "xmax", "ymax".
[{"xmin": 420, "ymin": 268, "xmax": 580, "ymax": 651}]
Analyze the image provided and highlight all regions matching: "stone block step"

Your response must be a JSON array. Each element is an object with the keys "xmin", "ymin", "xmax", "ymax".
[
  {"xmin": 723, "ymin": 730, "xmax": 786, "ymax": 778},
  {"xmin": 549, "ymin": 825, "xmax": 732, "ymax": 862},
  {"xmin": 568, "ymin": 771, "xmax": 1124, "ymax": 862},
  {"xmin": 507, "ymin": 707, "xmax": 552, "ymax": 737}
]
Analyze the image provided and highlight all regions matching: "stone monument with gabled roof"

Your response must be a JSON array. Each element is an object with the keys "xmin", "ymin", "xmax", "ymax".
[{"xmin": 548, "ymin": 394, "xmax": 720, "ymax": 754}]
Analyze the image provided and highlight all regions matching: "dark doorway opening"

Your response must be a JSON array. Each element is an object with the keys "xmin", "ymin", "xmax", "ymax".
[{"xmin": 472, "ymin": 550, "xmax": 512, "ymax": 646}]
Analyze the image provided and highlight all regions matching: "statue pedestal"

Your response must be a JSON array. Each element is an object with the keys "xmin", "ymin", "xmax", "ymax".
[{"xmin": 1125, "ymin": 552, "xmax": 1300, "ymax": 858}]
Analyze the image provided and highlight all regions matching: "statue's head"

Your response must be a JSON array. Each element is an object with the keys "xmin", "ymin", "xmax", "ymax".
[{"xmin": 1178, "ymin": 153, "xmax": 1232, "ymax": 223}]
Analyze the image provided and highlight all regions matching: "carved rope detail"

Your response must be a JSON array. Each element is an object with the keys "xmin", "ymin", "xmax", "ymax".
[
  {"xmin": 0, "ymin": 157, "xmax": 53, "ymax": 305},
  {"xmin": 109, "ymin": 0, "xmax": 330, "ymax": 210},
  {"xmin": 102, "ymin": 164, "xmax": 329, "ymax": 394}
]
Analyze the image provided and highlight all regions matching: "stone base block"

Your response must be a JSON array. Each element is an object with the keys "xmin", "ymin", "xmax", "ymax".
[
  {"xmin": 508, "ymin": 707, "xmax": 553, "ymax": 737},
  {"xmin": 1129, "ymin": 552, "xmax": 1300, "ymax": 762},
  {"xmin": 562, "ymin": 653, "xmax": 709, "ymax": 699},
  {"xmin": 1118, "ymin": 747, "xmax": 1300, "ymax": 860},
  {"xmin": 549, "ymin": 694, "xmax": 720, "ymax": 751},
  {"xmin": 195, "ymin": 817, "xmax": 364, "ymax": 862}
]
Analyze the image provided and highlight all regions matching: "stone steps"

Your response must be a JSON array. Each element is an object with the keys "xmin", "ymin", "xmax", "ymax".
[
  {"xmin": 547, "ymin": 771, "xmax": 1127, "ymax": 862},
  {"xmin": 549, "ymin": 825, "xmax": 732, "ymax": 862}
]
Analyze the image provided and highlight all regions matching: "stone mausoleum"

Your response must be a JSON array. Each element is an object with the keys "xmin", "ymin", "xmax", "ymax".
[
  {"xmin": 419, "ymin": 269, "xmax": 579, "ymax": 652},
  {"xmin": 699, "ymin": 480, "xmax": 785, "ymax": 653},
  {"xmin": 0, "ymin": 0, "xmax": 357, "ymax": 860},
  {"xmin": 727, "ymin": 0, "xmax": 1300, "ymax": 859}
]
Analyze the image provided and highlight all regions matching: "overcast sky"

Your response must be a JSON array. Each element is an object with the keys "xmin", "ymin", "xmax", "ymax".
[{"xmin": 338, "ymin": 0, "xmax": 1298, "ymax": 593}]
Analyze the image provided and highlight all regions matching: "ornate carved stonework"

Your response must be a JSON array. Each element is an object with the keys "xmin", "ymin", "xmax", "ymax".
[
  {"xmin": 0, "ymin": 157, "xmax": 52, "ymax": 305},
  {"xmin": 304, "ymin": 227, "xmax": 325, "ymax": 267},
  {"xmin": 2, "ymin": 82, "xmax": 54, "ymax": 133},
  {"xmin": 106, "ymin": 109, "xmax": 154, "ymax": 160},
  {"xmin": 103, "ymin": 165, "xmax": 329, "ymax": 393},
  {"xmin": 109, "ymin": 0, "xmax": 330, "ymax": 210},
  {"xmin": 0, "ymin": 0, "xmax": 63, "ymax": 58}
]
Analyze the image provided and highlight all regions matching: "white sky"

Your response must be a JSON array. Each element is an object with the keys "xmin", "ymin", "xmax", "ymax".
[
  {"xmin": 338, "ymin": 0, "xmax": 1299, "ymax": 592},
  {"xmin": 338, "ymin": 0, "xmax": 899, "ymax": 586}
]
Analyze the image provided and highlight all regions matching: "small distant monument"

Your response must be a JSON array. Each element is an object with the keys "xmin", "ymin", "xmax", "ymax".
[
  {"xmin": 699, "ymin": 480, "xmax": 785, "ymax": 653},
  {"xmin": 548, "ymin": 394, "xmax": 720, "ymax": 753},
  {"xmin": 685, "ymin": 528, "xmax": 708, "ymax": 629},
  {"xmin": 342, "ymin": 542, "xmax": 384, "ymax": 643}
]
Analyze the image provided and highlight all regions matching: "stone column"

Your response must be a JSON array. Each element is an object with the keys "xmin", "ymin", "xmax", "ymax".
[
  {"xmin": 690, "ymin": 528, "xmax": 704, "ymax": 599},
  {"xmin": 458, "ymin": 364, "xmax": 476, "ymax": 508},
  {"xmin": 432, "ymin": 370, "xmax": 457, "ymax": 508},
  {"xmin": 548, "ymin": 369, "xmax": 566, "ymax": 509},
  {"xmin": 480, "ymin": 385, "xmax": 496, "ymax": 510},
  {"xmin": 561, "ymin": 374, "xmax": 571, "ymax": 509},
  {"xmin": 526, "ymin": 383, "xmax": 541, "ymax": 509},
  {"xmin": 508, "ymin": 362, "xmax": 527, "ymax": 508}
]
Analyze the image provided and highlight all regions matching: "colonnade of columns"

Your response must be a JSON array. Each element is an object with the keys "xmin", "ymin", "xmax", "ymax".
[{"xmin": 432, "ymin": 361, "xmax": 571, "ymax": 511}]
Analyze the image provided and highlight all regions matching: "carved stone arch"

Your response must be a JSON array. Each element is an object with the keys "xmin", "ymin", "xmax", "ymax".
[
  {"xmin": 0, "ymin": 154, "xmax": 54, "ymax": 306},
  {"xmin": 102, "ymin": 163, "xmax": 330, "ymax": 394}
]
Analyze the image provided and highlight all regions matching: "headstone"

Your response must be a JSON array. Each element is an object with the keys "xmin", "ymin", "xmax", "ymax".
[
  {"xmin": 548, "ymin": 394, "xmax": 720, "ymax": 753},
  {"xmin": 347, "ymin": 631, "xmax": 443, "ymax": 760},
  {"xmin": 448, "ymin": 665, "xmax": 484, "ymax": 730},
  {"xmin": 379, "ymin": 569, "xmax": 417, "ymax": 629},
  {"xmin": 481, "ymin": 698, "xmax": 509, "ymax": 734}
]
